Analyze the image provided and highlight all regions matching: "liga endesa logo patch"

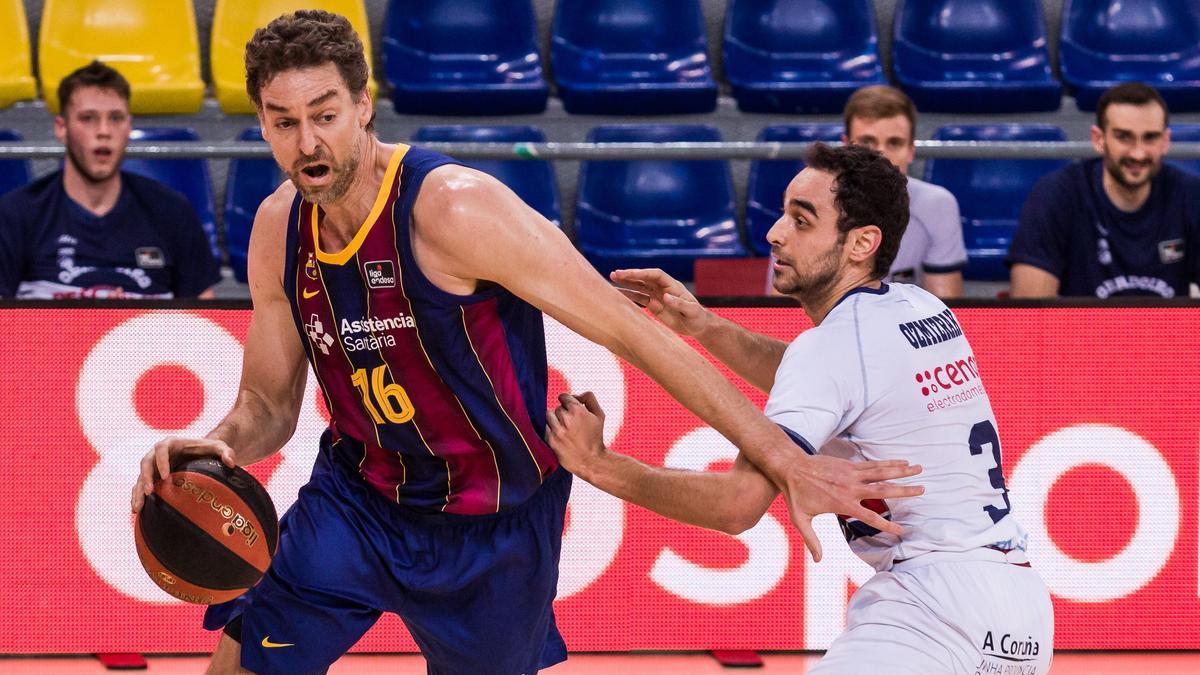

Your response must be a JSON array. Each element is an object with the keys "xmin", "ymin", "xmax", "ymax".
[{"xmin": 364, "ymin": 260, "xmax": 396, "ymax": 289}]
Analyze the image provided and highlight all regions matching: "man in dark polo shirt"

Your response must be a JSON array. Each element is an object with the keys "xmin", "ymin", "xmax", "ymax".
[
  {"xmin": 0, "ymin": 61, "xmax": 219, "ymax": 299},
  {"xmin": 1008, "ymin": 82, "xmax": 1200, "ymax": 298}
]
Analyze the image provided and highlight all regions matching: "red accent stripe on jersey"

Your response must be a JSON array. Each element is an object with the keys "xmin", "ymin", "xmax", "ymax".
[
  {"xmin": 462, "ymin": 300, "xmax": 558, "ymax": 481},
  {"xmin": 353, "ymin": 207, "xmax": 500, "ymax": 515}
]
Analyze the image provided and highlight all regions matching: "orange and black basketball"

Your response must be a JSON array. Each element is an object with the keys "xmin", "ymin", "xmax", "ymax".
[{"xmin": 134, "ymin": 457, "xmax": 278, "ymax": 605}]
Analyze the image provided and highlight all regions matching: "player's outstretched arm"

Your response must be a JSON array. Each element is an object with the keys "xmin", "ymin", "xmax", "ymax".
[
  {"xmin": 611, "ymin": 267, "xmax": 787, "ymax": 392},
  {"xmin": 132, "ymin": 185, "xmax": 308, "ymax": 513},
  {"xmin": 412, "ymin": 167, "xmax": 925, "ymax": 561},
  {"xmin": 548, "ymin": 393, "xmax": 778, "ymax": 534}
]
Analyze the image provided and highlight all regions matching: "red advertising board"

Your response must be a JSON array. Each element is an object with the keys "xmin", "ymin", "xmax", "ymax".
[{"xmin": 0, "ymin": 306, "xmax": 1196, "ymax": 652}]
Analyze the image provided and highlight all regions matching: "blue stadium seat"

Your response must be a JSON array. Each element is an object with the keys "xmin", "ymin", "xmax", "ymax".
[
  {"xmin": 724, "ymin": 0, "xmax": 885, "ymax": 114},
  {"xmin": 383, "ymin": 0, "xmax": 548, "ymax": 115},
  {"xmin": 924, "ymin": 125, "xmax": 1069, "ymax": 281},
  {"xmin": 552, "ymin": 0, "xmax": 718, "ymax": 115},
  {"xmin": 223, "ymin": 128, "xmax": 282, "ymax": 283},
  {"xmin": 413, "ymin": 126, "xmax": 561, "ymax": 227},
  {"xmin": 0, "ymin": 130, "xmax": 31, "ymax": 197},
  {"xmin": 1167, "ymin": 124, "xmax": 1200, "ymax": 176},
  {"xmin": 576, "ymin": 125, "xmax": 743, "ymax": 281},
  {"xmin": 745, "ymin": 124, "xmax": 843, "ymax": 256},
  {"xmin": 123, "ymin": 127, "xmax": 218, "ymax": 260},
  {"xmin": 893, "ymin": 0, "xmax": 1061, "ymax": 113},
  {"xmin": 1061, "ymin": 0, "xmax": 1200, "ymax": 111}
]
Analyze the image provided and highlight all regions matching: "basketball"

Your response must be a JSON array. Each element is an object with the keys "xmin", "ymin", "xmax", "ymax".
[{"xmin": 134, "ymin": 457, "xmax": 279, "ymax": 605}]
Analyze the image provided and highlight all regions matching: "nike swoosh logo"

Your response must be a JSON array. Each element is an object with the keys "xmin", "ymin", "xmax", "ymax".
[
  {"xmin": 261, "ymin": 636, "xmax": 295, "ymax": 648},
  {"xmin": 302, "ymin": 288, "xmax": 320, "ymax": 299}
]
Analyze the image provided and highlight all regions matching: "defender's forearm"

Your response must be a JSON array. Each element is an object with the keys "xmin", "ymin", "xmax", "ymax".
[
  {"xmin": 692, "ymin": 312, "xmax": 788, "ymax": 393},
  {"xmin": 577, "ymin": 450, "xmax": 777, "ymax": 535},
  {"xmin": 616, "ymin": 319, "xmax": 801, "ymax": 483}
]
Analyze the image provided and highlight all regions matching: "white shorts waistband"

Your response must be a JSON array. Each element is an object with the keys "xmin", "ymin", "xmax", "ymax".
[{"xmin": 891, "ymin": 546, "xmax": 1030, "ymax": 573}]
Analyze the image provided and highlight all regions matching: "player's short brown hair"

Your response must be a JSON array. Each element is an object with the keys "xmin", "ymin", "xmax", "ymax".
[
  {"xmin": 58, "ymin": 60, "xmax": 131, "ymax": 113},
  {"xmin": 804, "ymin": 143, "xmax": 910, "ymax": 280},
  {"xmin": 843, "ymin": 85, "xmax": 917, "ymax": 142},
  {"xmin": 244, "ymin": 10, "xmax": 372, "ymax": 127},
  {"xmin": 1096, "ymin": 82, "xmax": 1169, "ymax": 130}
]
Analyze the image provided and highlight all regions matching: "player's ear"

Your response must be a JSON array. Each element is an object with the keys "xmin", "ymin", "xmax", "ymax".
[
  {"xmin": 357, "ymin": 87, "xmax": 373, "ymax": 129},
  {"xmin": 1089, "ymin": 124, "xmax": 1105, "ymax": 154},
  {"xmin": 848, "ymin": 225, "xmax": 883, "ymax": 264}
]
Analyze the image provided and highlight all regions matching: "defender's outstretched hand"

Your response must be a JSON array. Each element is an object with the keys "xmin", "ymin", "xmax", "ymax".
[
  {"xmin": 611, "ymin": 268, "xmax": 708, "ymax": 337},
  {"xmin": 782, "ymin": 456, "xmax": 924, "ymax": 561}
]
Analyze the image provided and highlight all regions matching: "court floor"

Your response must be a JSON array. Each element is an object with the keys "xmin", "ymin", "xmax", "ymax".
[{"xmin": 1, "ymin": 652, "xmax": 1197, "ymax": 673}]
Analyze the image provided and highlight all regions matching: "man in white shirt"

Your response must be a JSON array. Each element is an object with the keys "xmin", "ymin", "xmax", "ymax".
[
  {"xmin": 843, "ymin": 85, "xmax": 967, "ymax": 298},
  {"xmin": 548, "ymin": 143, "xmax": 1053, "ymax": 674}
]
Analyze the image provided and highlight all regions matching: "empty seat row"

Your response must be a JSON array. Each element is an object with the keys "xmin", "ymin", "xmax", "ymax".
[
  {"xmin": 893, "ymin": 0, "xmax": 1200, "ymax": 114},
  {"xmin": 222, "ymin": 123, "xmax": 1200, "ymax": 284},
  {"xmin": 891, "ymin": 0, "xmax": 1061, "ymax": 113},
  {"xmin": 0, "ymin": 0, "xmax": 378, "ymax": 114},
  {"xmin": 224, "ymin": 124, "xmax": 741, "ymax": 281},
  {"xmin": 2, "ymin": 0, "xmax": 1197, "ymax": 115},
  {"xmin": 5, "ymin": 123, "xmax": 1200, "ymax": 285}
]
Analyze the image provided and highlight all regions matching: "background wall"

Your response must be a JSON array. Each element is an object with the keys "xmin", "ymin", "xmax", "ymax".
[
  {"xmin": 19, "ymin": 0, "xmax": 1070, "ymax": 93},
  {"xmin": 2, "ymin": 303, "xmax": 1198, "ymax": 653}
]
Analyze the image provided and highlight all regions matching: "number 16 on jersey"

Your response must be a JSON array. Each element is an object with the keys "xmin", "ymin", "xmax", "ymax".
[{"xmin": 351, "ymin": 365, "xmax": 415, "ymax": 425}]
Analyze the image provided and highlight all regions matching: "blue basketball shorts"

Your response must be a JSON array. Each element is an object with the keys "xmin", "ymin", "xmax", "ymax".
[{"xmin": 204, "ymin": 443, "xmax": 572, "ymax": 675}]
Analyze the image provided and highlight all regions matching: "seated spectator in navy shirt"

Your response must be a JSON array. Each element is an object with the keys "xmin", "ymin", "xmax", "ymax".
[
  {"xmin": 0, "ymin": 61, "xmax": 220, "ymax": 299},
  {"xmin": 1009, "ymin": 82, "xmax": 1200, "ymax": 298}
]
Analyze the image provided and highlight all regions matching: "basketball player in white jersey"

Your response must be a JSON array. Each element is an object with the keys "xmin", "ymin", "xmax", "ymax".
[{"xmin": 547, "ymin": 143, "xmax": 1054, "ymax": 674}]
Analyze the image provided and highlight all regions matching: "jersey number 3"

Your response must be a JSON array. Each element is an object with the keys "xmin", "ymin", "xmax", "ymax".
[{"xmin": 969, "ymin": 420, "xmax": 1011, "ymax": 524}]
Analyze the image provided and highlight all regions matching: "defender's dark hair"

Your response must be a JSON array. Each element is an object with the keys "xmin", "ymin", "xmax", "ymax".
[
  {"xmin": 1096, "ymin": 82, "xmax": 1169, "ymax": 129},
  {"xmin": 244, "ymin": 10, "xmax": 373, "ymax": 130},
  {"xmin": 803, "ymin": 143, "xmax": 910, "ymax": 279},
  {"xmin": 58, "ymin": 60, "xmax": 131, "ymax": 112}
]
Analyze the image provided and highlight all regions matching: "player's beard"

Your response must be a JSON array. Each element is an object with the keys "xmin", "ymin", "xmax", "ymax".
[
  {"xmin": 291, "ymin": 135, "xmax": 361, "ymax": 205},
  {"xmin": 65, "ymin": 142, "xmax": 121, "ymax": 184},
  {"xmin": 773, "ymin": 236, "xmax": 844, "ymax": 300},
  {"xmin": 1102, "ymin": 149, "xmax": 1159, "ymax": 190}
]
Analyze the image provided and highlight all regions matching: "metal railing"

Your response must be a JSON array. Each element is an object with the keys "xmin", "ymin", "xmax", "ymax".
[{"xmin": 2, "ymin": 140, "xmax": 1199, "ymax": 161}]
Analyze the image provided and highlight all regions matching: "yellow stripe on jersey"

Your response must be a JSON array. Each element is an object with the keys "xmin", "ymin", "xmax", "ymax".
[{"xmin": 313, "ymin": 144, "xmax": 409, "ymax": 265}]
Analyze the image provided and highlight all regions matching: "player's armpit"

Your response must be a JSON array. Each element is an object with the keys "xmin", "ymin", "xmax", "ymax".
[
  {"xmin": 409, "ymin": 168, "xmax": 786, "ymax": 457},
  {"xmin": 410, "ymin": 167, "xmax": 654, "ymax": 360}
]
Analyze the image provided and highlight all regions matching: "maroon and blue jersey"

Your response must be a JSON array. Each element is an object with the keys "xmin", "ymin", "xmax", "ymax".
[{"xmin": 283, "ymin": 144, "xmax": 559, "ymax": 515}]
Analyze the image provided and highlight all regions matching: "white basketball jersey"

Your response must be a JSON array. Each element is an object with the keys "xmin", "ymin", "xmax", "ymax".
[{"xmin": 764, "ymin": 283, "xmax": 1027, "ymax": 571}]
